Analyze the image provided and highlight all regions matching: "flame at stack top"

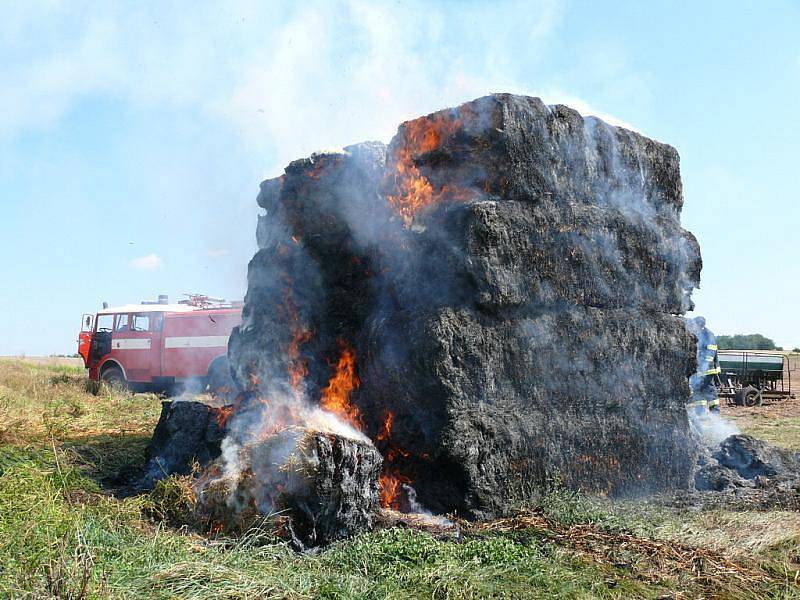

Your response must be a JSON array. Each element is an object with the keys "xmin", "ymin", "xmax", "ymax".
[{"xmin": 386, "ymin": 112, "xmax": 471, "ymax": 223}]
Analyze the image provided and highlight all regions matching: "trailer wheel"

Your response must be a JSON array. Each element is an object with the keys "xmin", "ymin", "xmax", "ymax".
[
  {"xmin": 100, "ymin": 366, "xmax": 127, "ymax": 392},
  {"xmin": 738, "ymin": 386, "xmax": 762, "ymax": 407}
]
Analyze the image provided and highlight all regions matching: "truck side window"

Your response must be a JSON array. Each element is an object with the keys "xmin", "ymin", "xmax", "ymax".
[
  {"xmin": 152, "ymin": 314, "xmax": 164, "ymax": 332},
  {"xmin": 115, "ymin": 314, "xmax": 130, "ymax": 332},
  {"xmin": 132, "ymin": 314, "xmax": 150, "ymax": 332},
  {"xmin": 97, "ymin": 315, "xmax": 113, "ymax": 332}
]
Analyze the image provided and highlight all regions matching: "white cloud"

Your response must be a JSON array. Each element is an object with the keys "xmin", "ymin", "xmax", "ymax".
[
  {"xmin": 207, "ymin": 248, "xmax": 229, "ymax": 259},
  {"xmin": 129, "ymin": 253, "xmax": 163, "ymax": 270},
  {"xmin": 0, "ymin": 2, "xmax": 268, "ymax": 138}
]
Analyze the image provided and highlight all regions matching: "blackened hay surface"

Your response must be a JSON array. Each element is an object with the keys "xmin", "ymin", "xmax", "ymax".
[
  {"xmin": 230, "ymin": 93, "xmax": 702, "ymax": 518},
  {"xmin": 141, "ymin": 400, "xmax": 227, "ymax": 488}
]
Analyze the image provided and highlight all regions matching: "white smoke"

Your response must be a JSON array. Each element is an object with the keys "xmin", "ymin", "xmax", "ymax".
[
  {"xmin": 217, "ymin": 391, "xmax": 368, "ymax": 480},
  {"xmin": 685, "ymin": 315, "xmax": 740, "ymax": 448},
  {"xmin": 688, "ymin": 409, "xmax": 739, "ymax": 447},
  {"xmin": 403, "ymin": 484, "xmax": 453, "ymax": 527}
]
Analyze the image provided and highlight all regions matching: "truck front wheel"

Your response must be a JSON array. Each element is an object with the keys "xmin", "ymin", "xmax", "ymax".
[{"xmin": 101, "ymin": 366, "xmax": 127, "ymax": 392}]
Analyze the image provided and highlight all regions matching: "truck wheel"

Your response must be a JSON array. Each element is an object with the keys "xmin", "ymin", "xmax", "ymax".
[
  {"xmin": 207, "ymin": 358, "xmax": 237, "ymax": 401},
  {"xmin": 101, "ymin": 366, "xmax": 127, "ymax": 392},
  {"xmin": 741, "ymin": 386, "xmax": 762, "ymax": 407}
]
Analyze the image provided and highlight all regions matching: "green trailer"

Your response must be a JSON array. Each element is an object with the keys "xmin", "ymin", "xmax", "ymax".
[{"xmin": 717, "ymin": 351, "xmax": 794, "ymax": 407}]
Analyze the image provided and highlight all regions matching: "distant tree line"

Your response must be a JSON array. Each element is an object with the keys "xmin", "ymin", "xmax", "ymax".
[{"xmin": 717, "ymin": 334, "xmax": 783, "ymax": 351}]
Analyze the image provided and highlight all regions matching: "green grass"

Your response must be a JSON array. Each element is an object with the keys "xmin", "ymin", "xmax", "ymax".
[
  {"xmin": 0, "ymin": 359, "xmax": 798, "ymax": 598},
  {"xmin": 0, "ymin": 448, "xmax": 657, "ymax": 599}
]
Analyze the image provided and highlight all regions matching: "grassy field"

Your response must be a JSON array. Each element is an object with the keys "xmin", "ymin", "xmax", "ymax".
[{"xmin": 1, "ymin": 358, "xmax": 799, "ymax": 599}]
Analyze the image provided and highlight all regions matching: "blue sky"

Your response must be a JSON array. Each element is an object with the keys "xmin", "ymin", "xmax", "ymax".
[{"xmin": 1, "ymin": 0, "xmax": 798, "ymax": 355}]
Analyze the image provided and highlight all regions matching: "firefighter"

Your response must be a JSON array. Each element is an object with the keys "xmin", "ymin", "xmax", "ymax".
[{"xmin": 687, "ymin": 316, "xmax": 721, "ymax": 414}]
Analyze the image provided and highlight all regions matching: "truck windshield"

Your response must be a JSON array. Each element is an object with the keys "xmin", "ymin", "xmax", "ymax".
[{"xmin": 97, "ymin": 314, "xmax": 113, "ymax": 332}]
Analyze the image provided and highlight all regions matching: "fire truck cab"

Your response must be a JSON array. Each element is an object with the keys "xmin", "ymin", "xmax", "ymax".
[{"xmin": 77, "ymin": 297, "xmax": 242, "ymax": 394}]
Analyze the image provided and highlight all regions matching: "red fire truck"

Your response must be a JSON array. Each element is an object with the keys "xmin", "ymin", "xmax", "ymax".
[{"xmin": 77, "ymin": 295, "xmax": 242, "ymax": 394}]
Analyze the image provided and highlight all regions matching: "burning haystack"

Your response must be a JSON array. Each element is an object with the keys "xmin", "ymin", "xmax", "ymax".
[{"xmin": 146, "ymin": 94, "xmax": 703, "ymax": 540}]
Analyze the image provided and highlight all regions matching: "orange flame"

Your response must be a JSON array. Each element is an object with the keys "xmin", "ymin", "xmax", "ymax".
[
  {"xmin": 215, "ymin": 405, "xmax": 234, "ymax": 428},
  {"xmin": 386, "ymin": 113, "xmax": 470, "ymax": 222},
  {"xmin": 287, "ymin": 328, "xmax": 313, "ymax": 390},
  {"xmin": 380, "ymin": 470, "xmax": 411, "ymax": 509},
  {"xmin": 376, "ymin": 410, "xmax": 394, "ymax": 442},
  {"xmin": 279, "ymin": 286, "xmax": 314, "ymax": 390},
  {"xmin": 387, "ymin": 446, "xmax": 411, "ymax": 461},
  {"xmin": 375, "ymin": 409, "xmax": 417, "ymax": 509},
  {"xmin": 376, "ymin": 410, "xmax": 410, "ymax": 461},
  {"xmin": 320, "ymin": 341, "xmax": 363, "ymax": 429}
]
